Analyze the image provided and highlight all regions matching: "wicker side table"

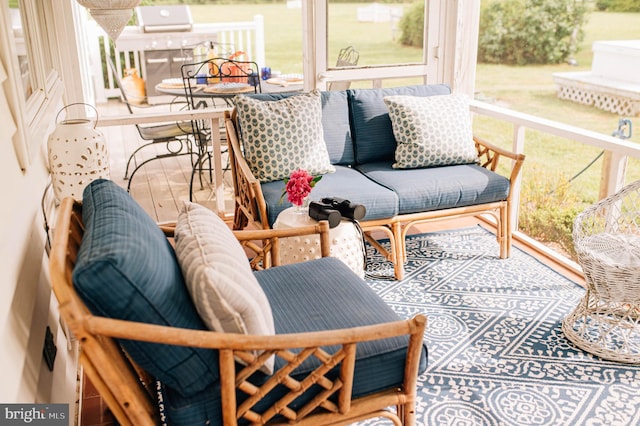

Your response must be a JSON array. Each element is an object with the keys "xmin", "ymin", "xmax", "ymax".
[
  {"xmin": 562, "ymin": 180, "xmax": 640, "ymax": 363},
  {"xmin": 274, "ymin": 207, "xmax": 365, "ymax": 278}
]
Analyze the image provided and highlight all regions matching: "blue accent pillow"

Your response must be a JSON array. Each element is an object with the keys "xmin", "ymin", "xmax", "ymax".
[
  {"xmin": 72, "ymin": 179, "xmax": 219, "ymax": 397},
  {"xmin": 348, "ymin": 84, "xmax": 452, "ymax": 164}
]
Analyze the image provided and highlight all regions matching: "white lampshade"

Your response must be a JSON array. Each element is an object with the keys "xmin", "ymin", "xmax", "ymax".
[{"xmin": 76, "ymin": 0, "xmax": 141, "ymax": 41}]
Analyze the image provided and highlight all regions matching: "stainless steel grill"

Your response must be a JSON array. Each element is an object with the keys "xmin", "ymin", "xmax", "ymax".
[
  {"xmin": 116, "ymin": 5, "xmax": 216, "ymax": 103},
  {"xmin": 136, "ymin": 5, "xmax": 193, "ymax": 33}
]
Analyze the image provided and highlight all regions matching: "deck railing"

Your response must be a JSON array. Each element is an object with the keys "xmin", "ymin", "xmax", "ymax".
[
  {"xmin": 470, "ymin": 99, "xmax": 640, "ymax": 230},
  {"xmin": 88, "ymin": 16, "xmax": 265, "ymax": 103}
]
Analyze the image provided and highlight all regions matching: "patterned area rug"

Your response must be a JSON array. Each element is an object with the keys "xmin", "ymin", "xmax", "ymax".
[{"xmin": 359, "ymin": 226, "xmax": 640, "ymax": 426}]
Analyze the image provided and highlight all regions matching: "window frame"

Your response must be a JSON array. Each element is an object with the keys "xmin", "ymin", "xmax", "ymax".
[
  {"xmin": 305, "ymin": 0, "xmax": 439, "ymax": 90},
  {"xmin": 1, "ymin": 0, "xmax": 64, "ymax": 172}
]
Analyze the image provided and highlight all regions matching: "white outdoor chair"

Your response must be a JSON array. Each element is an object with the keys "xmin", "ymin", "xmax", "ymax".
[{"xmin": 563, "ymin": 179, "xmax": 640, "ymax": 363}]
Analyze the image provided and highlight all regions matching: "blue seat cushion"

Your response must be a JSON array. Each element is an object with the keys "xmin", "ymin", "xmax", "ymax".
[
  {"xmin": 356, "ymin": 162, "xmax": 511, "ymax": 215},
  {"xmin": 161, "ymin": 382, "xmax": 222, "ymax": 426},
  {"xmin": 242, "ymin": 90, "xmax": 354, "ymax": 165},
  {"xmin": 348, "ymin": 84, "xmax": 452, "ymax": 164},
  {"xmin": 161, "ymin": 257, "xmax": 428, "ymax": 426},
  {"xmin": 73, "ymin": 179, "xmax": 219, "ymax": 397},
  {"xmin": 257, "ymin": 257, "xmax": 428, "ymax": 393},
  {"xmin": 260, "ymin": 165, "xmax": 398, "ymax": 227}
]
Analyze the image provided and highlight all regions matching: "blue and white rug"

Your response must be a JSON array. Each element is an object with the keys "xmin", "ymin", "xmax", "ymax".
[{"xmin": 360, "ymin": 226, "xmax": 640, "ymax": 426}]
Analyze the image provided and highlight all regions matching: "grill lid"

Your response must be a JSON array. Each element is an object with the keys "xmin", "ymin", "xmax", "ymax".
[{"xmin": 136, "ymin": 5, "xmax": 193, "ymax": 33}]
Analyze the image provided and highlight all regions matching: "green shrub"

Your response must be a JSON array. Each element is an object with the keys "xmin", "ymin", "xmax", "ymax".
[
  {"xmin": 596, "ymin": 0, "xmax": 640, "ymax": 11},
  {"xmin": 478, "ymin": 0, "xmax": 589, "ymax": 65},
  {"xmin": 398, "ymin": 2, "xmax": 425, "ymax": 48},
  {"xmin": 518, "ymin": 167, "xmax": 585, "ymax": 259}
]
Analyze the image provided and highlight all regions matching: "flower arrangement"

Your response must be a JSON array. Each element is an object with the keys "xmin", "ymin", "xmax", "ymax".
[{"xmin": 280, "ymin": 168, "xmax": 322, "ymax": 207}]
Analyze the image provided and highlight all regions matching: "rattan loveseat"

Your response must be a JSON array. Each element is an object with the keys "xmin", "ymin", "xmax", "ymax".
[
  {"xmin": 49, "ymin": 179, "xmax": 427, "ymax": 425},
  {"xmin": 225, "ymin": 84, "xmax": 525, "ymax": 280}
]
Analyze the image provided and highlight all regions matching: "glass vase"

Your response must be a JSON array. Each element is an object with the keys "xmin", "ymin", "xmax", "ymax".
[{"xmin": 293, "ymin": 196, "xmax": 310, "ymax": 215}]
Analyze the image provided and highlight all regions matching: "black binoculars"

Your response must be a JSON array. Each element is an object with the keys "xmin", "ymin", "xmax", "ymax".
[
  {"xmin": 320, "ymin": 197, "xmax": 366, "ymax": 221},
  {"xmin": 308, "ymin": 197, "xmax": 366, "ymax": 228},
  {"xmin": 308, "ymin": 201, "xmax": 342, "ymax": 228}
]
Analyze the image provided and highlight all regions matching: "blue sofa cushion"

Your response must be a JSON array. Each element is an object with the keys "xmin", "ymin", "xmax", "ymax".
[
  {"xmin": 260, "ymin": 165, "xmax": 399, "ymax": 227},
  {"xmin": 356, "ymin": 162, "xmax": 511, "ymax": 215},
  {"xmin": 242, "ymin": 90, "xmax": 354, "ymax": 165},
  {"xmin": 73, "ymin": 179, "xmax": 219, "ymax": 397},
  {"xmin": 348, "ymin": 84, "xmax": 452, "ymax": 164}
]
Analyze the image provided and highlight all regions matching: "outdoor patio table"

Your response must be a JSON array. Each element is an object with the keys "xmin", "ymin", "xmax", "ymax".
[{"xmin": 155, "ymin": 77, "xmax": 304, "ymax": 105}]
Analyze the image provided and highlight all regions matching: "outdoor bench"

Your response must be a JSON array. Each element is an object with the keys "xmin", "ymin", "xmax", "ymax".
[
  {"xmin": 225, "ymin": 84, "xmax": 526, "ymax": 279},
  {"xmin": 49, "ymin": 179, "xmax": 427, "ymax": 425}
]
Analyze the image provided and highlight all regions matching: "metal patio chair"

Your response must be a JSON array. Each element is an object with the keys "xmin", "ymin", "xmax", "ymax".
[
  {"xmin": 180, "ymin": 56, "xmax": 261, "ymax": 200},
  {"xmin": 107, "ymin": 57, "xmax": 196, "ymax": 192}
]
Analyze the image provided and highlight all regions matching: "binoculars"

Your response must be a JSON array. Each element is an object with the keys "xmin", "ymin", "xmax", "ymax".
[
  {"xmin": 308, "ymin": 197, "xmax": 366, "ymax": 228},
  {"xmin": 321, "ymin": 197, "xmax": 366, "ymax": 221}
]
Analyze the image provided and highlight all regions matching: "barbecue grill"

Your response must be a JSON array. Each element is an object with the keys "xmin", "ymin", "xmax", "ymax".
[{"xmin": 115, "ymin": 5, "xmax": 216, "ymax": 103}]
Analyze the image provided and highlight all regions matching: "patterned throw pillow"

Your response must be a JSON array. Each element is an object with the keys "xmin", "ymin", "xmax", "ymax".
[
  {"xmin": 384, "ymin": 93, "xmax": 479, "ymax": 169},
  {"xmin": 174, "ymin": 201, "xmax": 275, "ymax": 374},
  {"xmin": 234, "ymin": 90, "xmax": 335, "ymax": 182}
]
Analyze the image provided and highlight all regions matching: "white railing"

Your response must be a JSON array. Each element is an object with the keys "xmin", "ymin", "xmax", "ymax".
[
  {"xmin": 470, "ymin": 99, "xmax": 640, "ymax": 229},
  {"xmin": 89, "ymin": 16, "xmax": 265, "ymax": 103}
]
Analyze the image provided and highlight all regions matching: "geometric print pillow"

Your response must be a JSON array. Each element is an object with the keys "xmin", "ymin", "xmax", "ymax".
[
  {"xmin": 234, "ymin": 90, "xmax": 335, "ymax": 182},
  {"xmin": 384, "ymin": 93, "xmax": 479, "ymax": 169}
]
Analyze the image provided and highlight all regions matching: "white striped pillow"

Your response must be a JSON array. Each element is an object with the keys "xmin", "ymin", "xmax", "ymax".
[{"xmin": 174, "ymin": 201, "xmax": 275, "ymax": 374}]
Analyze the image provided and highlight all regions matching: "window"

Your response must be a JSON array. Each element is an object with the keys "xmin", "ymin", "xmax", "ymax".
[
  {"xmin": 327, "ymin": 1, "xmax": 424, "ymax": 69},
  {"xmin": 308, "ymin": 0, "xmax": 436, "ymax": 90},
  {"xmin": 2, "ymin": 0, "xmax": 64, "ymax": 171}
]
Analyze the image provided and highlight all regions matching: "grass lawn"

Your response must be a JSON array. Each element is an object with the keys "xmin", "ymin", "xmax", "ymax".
[
  {"xmin": 474, "ymin": 10, "xmax": 640, "ymax": 205},
  {"xmin": 191, "ymin": 4, "xmax": 639, "ymax": 205}
]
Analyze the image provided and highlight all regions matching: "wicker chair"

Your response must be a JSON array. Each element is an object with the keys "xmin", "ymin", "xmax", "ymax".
[
  {"xmin": 563, "ymin": 179, "xmax": 640, "ymax": 363},
  {"xmin": 50, "ymin": 194, "xmax": 427, "ymax": 425}
]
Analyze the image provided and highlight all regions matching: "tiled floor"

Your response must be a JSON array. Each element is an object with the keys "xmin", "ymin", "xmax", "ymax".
[{"xmin": 80, "ymin": 374, "xmax": 116, "ymax": 426}]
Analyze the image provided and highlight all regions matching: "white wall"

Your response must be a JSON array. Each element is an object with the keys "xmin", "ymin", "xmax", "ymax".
[{"xmin": 0, "ymin": 89, "xmax": 78, "ymax": 406}]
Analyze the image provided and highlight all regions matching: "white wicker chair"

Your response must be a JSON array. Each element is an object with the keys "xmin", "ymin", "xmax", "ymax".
[{"xmin": 563, "ymin": 179, "xmax": 640, "ymax": 363}]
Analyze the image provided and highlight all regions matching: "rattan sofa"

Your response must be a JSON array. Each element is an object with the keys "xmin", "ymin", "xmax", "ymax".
[
  {"xmin": 225, "ymin": 84, "xmax": 525, "ymax": 280},
  {"xmin": 49, "ymin": 179, "xmax": 427, "ymax": 425}
]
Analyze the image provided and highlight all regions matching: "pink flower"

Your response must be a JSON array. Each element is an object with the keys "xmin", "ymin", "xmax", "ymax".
[{"xmin": 280, "ymin": 168, "xmax": 322, "ymax": 206}]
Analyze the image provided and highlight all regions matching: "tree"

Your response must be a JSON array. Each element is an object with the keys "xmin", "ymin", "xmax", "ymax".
[
  {"xmin": 398, "ymin": 2, "xmax": 424, "ymax": 48},
  {"xmin": 477, "ymin": 0, "xmax": 589, "ymax": 65}
]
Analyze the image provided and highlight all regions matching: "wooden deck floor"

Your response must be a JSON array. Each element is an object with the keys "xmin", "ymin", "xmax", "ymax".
[{"xmin": 99, "ymin": 99, "xmax": 234, "ymax": 224}]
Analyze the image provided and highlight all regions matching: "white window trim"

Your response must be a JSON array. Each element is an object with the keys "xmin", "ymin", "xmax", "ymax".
[
  {"xmin": 1, "ymin": 0, "xmax": 64, "ymax": 172},
  {"xmin": 302, "ymin": 0, "xmax": 480, "ymax": 94},
  {"xmin": 305, "ymin": 0, "xmax": 440, "ymax": 91}
]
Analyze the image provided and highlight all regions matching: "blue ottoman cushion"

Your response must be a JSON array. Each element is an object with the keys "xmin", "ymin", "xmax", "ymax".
[{"xmin": 73, "ymin": 179, "xmax": 219, "ymax": 397}]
